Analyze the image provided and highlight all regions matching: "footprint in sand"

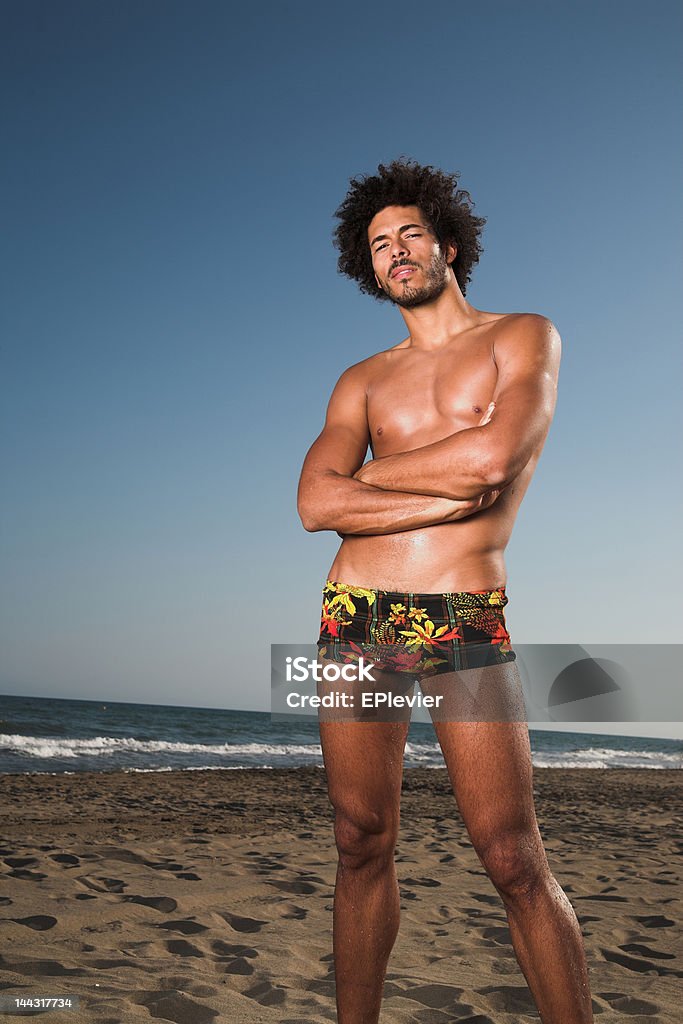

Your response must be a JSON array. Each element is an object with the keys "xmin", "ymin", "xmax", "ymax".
[
  {"xmin": 211, "ymin": 941, "xmax": 258, "ymax": 958},
  {"xmin": 254, "ymin": 858, "xmax": 288, "ymax": 873},
  {"xmin": 601, "ymin": 947, "xmax": 683, "ymax": 977},
  {"xmin": 134, "ymin": 990, "xmax": 219, "ymax": 1024},
  {"xmin": 394, "ymin": 982, "xmax": 466, "ymax": 1009},
  {"xmin": 243, "ymin": 981, "xmax": 286, "ymax": 1006},
  {"xmin": 217, "ymin": 910, "xmax": 267, "ymax": 933},
  {"xmin": 619, "ymin": 942, "xmax": 675, "ymax": 960},
  {"xmin": 633, "ymin": 914, "xmax": 675, "ymax": 928},
  {"xmin": 155, "ymin": 920, "xmax": 209, "ymax": 935},
  {"xmin": 599, "ymin": 991, "xmax": 660, "ymax": 1015},
  {"xmin": 479, "ymin": 984, "xmax": 537, "ymax": 1013},
  {"xmin": 431, "ymin": 905, "xmax": 457, "ymax": 923},
  {"xmin": 471, "ymin": 893, "xmax": 502, "ymax": 906},
  {"xmin": 400, "ymin": 876, "xmax": 441, "ymax": 887},
  {"xmin": 77, "ymin": 875, "xmax": 127, "ymax": 894},
  {"xmin": 0, "ymin": 955, "xmax": 82, "ymax": 977},
  {"xmin": 279, "ymin": 903, "xmax": 307, "ymax": 920},
  {"xmin": 399, "ymin": 889, "xmax": 418, "ymax": 901},
  {"xmin": 267, "ymin": 879, "xmax": 317, "ymax": 895},
  {"xmin": 50, "ymin": 853, "xmax": 79, "ymax": 866},
  {"xmin": 165, "ymin": 939, "xmax": 205, "ymax": 958},
  {"xmin": 3, "ymin": 856, "xmax": 38, "ymax": 868},
  {"xmin": 122, "ymin": 894, "xmax": 178, "ymax": 913},
  {"xmin": 81, "ymin": 920, "xmax": 123, "ymax": 935},
  {"xmin": 222, "ymin": 957, "xmax": 255, "ymax": 975},
  {"xmin": 6, "ymin": 915, "xmax": 57, "ymax": 931},
  {"xmin": 5, "ymin": 868, "xmax": 46, "ymax": 884},
  {"xmin": 88, "ymin": 957, "xmax": 148, "ymax": 971},
  {"xmin": 481, "ymin": 925, "xmax": 512, "ymax": 945}
]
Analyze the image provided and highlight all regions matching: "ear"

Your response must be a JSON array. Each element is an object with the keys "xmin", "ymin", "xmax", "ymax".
[
  {"xmin": 445, "ymin": 241, "xmax": 457, "ymax": 266},
  {"xmin": 374, "ymin": 272, "xmax": 383, "ymax": 291}
]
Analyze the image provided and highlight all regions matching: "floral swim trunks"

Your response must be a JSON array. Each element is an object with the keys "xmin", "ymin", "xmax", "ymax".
[{"xmin": 317, "ymin": 578, "xmax": 516, "ymax": 677}]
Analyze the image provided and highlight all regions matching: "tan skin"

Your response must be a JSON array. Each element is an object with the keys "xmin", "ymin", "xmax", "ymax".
[{"xmin": 297, "ymin": 206, "xmax": 593, "ymax": 1024}]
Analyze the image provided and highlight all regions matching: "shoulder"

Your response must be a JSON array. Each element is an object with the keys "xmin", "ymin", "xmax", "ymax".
[
  {"xmin": 492, "ymin": 312, "xmax": 561, "ymax": 371},
  {"xmin": 334, "ymin": 342, "xmax": 402, "ymax": 387},
  {"xmin": 329, "ymin": 352, "xmax": 380, "ymax": 403},
  {"xmin": 494, "ymin": 311, "xmax": 561, "ymax": 341}
]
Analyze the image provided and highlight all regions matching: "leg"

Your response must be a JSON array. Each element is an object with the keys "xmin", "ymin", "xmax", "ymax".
[
  {"xmin": 319, "ymin": 715, "xmax": 410, "ymax": 1024},
  {"xmin": 427, "ymin": 663, "xmax": 594, "ymax": 1024}
]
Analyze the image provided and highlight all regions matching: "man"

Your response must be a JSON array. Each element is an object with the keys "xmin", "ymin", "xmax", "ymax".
[{"xmin": 297, "ymin": 159, "xmax": 593, "ymax": 1024}]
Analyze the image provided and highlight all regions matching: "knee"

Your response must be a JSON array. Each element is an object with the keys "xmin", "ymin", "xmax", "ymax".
[
  {"xmin": 333, "ymin": 807, "xmax": 397, "ymax": 872},
  {"xmin": 477, "ymin": 829, "xmax": 550, "ymax": 902}
]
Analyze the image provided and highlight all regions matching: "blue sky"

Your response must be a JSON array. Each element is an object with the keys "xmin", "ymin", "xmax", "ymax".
[{"xmin": 1, "ymin": 0, "xmax": 681, "ymax": 733}]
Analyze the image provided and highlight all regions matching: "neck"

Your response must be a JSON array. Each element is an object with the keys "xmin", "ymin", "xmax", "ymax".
[{"xmin": 398, "ymin": 275, "xmax": 483, "ymax": 350}]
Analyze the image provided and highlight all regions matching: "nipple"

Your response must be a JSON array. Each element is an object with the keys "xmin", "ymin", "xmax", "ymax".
[
  {"xmin": 377, "ymin": 427, "xmax": 383, "ymax": 435},
  {"xmin": 473, "ymin": 406, "xmax": 482, "ymax": 414}
]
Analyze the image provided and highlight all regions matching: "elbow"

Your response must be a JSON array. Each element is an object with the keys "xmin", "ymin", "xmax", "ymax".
[
  {"xmin": 479, "ymin": 452, "xmax": 515, "ymax": 490},
  {"xmin": 298, "ymin": 503, "xmax": 321, "ymax": 533},
  {"xmin": 298, "ymin": 472, "xmax": 340, "ymax": 532},
  {"xmin": 297, "ymin": 479, "xmax": 319, "ymax": 532},
  {"xmin": 298, "ymin": 495, "xmax": 329, "ymax": 533},
  {"xmin": 482, "ymin": 467, "xmax": 510, "ymax": 490}
]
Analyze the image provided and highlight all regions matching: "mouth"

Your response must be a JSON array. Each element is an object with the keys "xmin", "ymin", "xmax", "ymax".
[{"xmin": 390, "ymin": 265, "xmax": 417, "ymax": 280}]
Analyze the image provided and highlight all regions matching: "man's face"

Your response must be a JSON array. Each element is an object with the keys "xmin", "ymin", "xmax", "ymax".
[{"xmin": 367, "ymin": 204, "xmax": 456, "ymax": 309}]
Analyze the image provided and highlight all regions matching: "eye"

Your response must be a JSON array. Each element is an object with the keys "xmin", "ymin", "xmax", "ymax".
[{"xmin": 375, "ymin": 243, "xmax": 388, "ymax": 251}]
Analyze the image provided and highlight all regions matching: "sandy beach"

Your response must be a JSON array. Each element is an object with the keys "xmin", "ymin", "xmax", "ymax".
[{"xmin": 0, "ymin": 766, "xmax": 680, "ymax": 1023}]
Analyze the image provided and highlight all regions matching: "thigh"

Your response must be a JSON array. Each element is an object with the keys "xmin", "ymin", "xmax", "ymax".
[
  {"xmin": 319, "ymin": 718, "xmax": 410, "ymax": 831},
  {"xmin": 428, "ymin": 663, "xmax": 539, "ymax": 850}
]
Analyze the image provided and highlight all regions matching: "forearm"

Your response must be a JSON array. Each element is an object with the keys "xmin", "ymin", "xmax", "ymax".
[
  {"xmin": 357, "ymin": 426, "xmax": 496, "ymax": 501},
  {"xmin": 299, "ymin": 470, "xmax": 481, "ymax": 536}
]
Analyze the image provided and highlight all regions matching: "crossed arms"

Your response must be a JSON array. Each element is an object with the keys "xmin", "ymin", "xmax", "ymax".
[{"xmin": 297, "ymin": 314, "xmax": 561, "ymax": 536}]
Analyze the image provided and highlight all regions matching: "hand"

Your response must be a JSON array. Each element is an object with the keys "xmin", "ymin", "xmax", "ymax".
[
  {"xmin": 353, "ymin": 460, "xmax": 379, "ymax": 484},
  {"xmin": 477, "ymin": 486, "xmax": 501, "ymax": 511},
  {"xmin": 440, "ymin": 487, "xmax": 501, "ymax": 522},
  {"xmin": 478, "ymin": 401, "xmax": 495, "ymax": 427}
]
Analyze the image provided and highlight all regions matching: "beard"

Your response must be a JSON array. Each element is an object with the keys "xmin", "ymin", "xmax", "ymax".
[{"xmin": 385, "ymin": 250, "xmax": 451, "ymax": 309}]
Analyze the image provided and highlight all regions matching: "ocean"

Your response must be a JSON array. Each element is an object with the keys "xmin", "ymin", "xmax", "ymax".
[{"xmin": 0, "ymin": 694, "xmax": 680, "ymax": 774}]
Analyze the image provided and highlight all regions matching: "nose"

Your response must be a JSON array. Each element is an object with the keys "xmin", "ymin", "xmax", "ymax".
[{"xmin": 390, "ymin": 237, "xmax": 409, "ymax": 261}]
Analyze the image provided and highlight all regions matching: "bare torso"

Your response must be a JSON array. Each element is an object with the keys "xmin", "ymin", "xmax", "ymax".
[{"xmin": 327, "ymin": 312, "xmax": 542, "ymax": 592}]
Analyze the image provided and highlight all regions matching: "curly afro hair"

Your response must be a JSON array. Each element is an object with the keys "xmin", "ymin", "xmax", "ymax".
[{"xmin": 333, "ymin": 158, "xmax": 486, "ymax": 300}]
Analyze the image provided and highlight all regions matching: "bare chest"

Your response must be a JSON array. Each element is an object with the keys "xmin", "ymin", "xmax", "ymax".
[{"xmin": 367, "ymin": 341, "xmax": 499, "ymax": 455}]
